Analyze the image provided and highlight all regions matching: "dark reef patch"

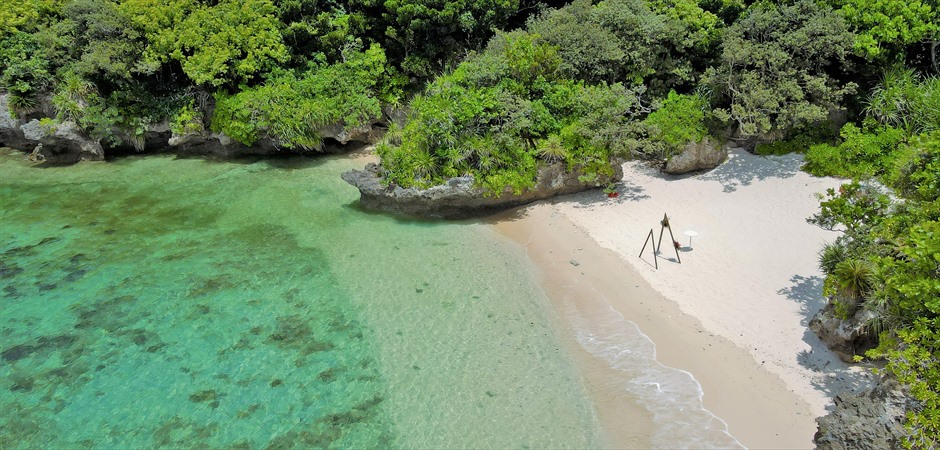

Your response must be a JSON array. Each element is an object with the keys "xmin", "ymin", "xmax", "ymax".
[
  {"xmin": 72, "ymin": 295, "xmax": 146, "ymax": 332},
  {"xmin": 189, "ymin": 389, "xmax": 220, "ymax": 403},
  {"xmin": 2, "ymin": 334, "xmax": 79, "ymax": 363},
  {"xmin": 267, "ymin": 315, "xmax": 336, "ymax": 355},
  {"xmin": 0, "ymin": 259, "xmax": 24, "ymax": 279}
]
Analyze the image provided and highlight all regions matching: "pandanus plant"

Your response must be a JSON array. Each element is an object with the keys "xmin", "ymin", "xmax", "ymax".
[{"xmin": 832, "ymin": 258, "xmax": 876, "ymax": 300}]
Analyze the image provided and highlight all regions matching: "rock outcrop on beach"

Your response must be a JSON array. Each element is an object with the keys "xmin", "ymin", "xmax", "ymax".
[
  {"xmin": 663, "ymin": 138, "xmax": 728, "ymax": 174},
  {"xmin": 0, "ymin": 93, "xmax": 385, "ymax": 161},
  {"xmin": 342, "ymin": 161, "xmax": 623, "ymax": 219},
  {"xmin": 814, "ymin": 377, "xmax": 913, "ymax": 450},
  {"xmin": 808, "ymin": 301, "xmax": 879, "ymax": 363},
  {"xmin": 1, "ymin": 95, "xmax": 104, "ymax": 163}
]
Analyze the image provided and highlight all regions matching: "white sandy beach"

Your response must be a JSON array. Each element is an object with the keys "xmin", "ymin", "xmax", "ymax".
[{"xmin": 493, "ymin": 148, "xmax": 875, "ymax": 449}]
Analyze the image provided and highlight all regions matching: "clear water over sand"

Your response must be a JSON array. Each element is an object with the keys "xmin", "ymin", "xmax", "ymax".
[{"xmin": 0, "ymin": 148, "xmax": 599, "ymax": 448}]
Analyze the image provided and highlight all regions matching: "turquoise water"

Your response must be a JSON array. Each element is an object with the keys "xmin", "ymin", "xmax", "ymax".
[{"xmin": 0, "ymin": 148, "xmax": 599, "ymax": 448}]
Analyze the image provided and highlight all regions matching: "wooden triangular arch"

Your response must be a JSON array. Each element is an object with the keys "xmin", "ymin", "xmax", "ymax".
[
  {"xmin": 656, "ymin": 213, "xmax": 681, "ymax": 264},
  {"xmin": 638, "ymin": 213, "xmax": 682, "ymax": 269}
]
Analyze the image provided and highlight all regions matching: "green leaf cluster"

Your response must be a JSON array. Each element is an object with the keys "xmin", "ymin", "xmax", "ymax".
[
  {"xmin": 0, "ymin": 31, "xmax": 54, "ymax": 109},
  {"xmin": 864, "ymin": 68, "xmax": 940, "ymax": 135},
  {"xmin": 172, "ymin": 0, "xmax": 288, "ymax": 87},
  {"xmin": 377, "ymin": 31, "xmax": 645, "ymax": 194},
  {"xmin": 378, "ymin": 0, "xmax": 520, "ymax": 76},
  {"xmin": 170, "ymin": 98, "xmax": 204, "ymax": 136},
  {"xmin": 527, "ymin": 0, "xmax": 721, "ymax": 94},
  {"xmin": 803, "ymin": 123, "xmax": 906, "ymax": 179},
  {"xmin": 835, "ymin": 0, "xmax": 939, "ymax": 62},
  {"xmin": 211, "ymin": 44, "xmax": 399, "ymax": 150},
  {"xmin": 642, "ymin": 90, "xmax": 710, "ymax": 159},
  {"xmin": 703, "ymin": 0, "xmax": 857, "ymax": 138}
]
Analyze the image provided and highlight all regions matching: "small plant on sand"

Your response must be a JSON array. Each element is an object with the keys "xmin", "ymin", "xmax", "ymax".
[{"xmin": 603, "ymin": 183, "xmax": 618, "ymax": 197}]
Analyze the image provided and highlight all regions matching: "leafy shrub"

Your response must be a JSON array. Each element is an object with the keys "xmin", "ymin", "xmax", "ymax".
[
  {"xmin": 211, "ymin": 44, "xmax": 400, "ymax": 150},
  {"xmin": 753, "ymin": 122, "xmax": 838, "ymax": 155},
  {"xmin": 378, "ymin": 31, "xmax": 644, "ymax": 194},
  {"xmin": 865, "ymin": 69, "xmax": 940, "ymax": 135},
  {"xmin": 52, "ymin": 70, "xmax": 179, "ymax": 147},
  {"xmin": 642, "ymin": 90, "xmax": 710, "ymax": 158},
  {"xmin": 803, "ymin": 123, "xmax": 905, "ymax": 178},
  {"xmin": 832, "ymin": 258, "xmax": 875, "ymax": 299},
  {"xmin": 173, "ymin": 0, "xmax": 289, "ymax": 87},
  {"xmin": 887, "ymin": 132, "xmax": 940, "ymax": 202},
  {"xmin": 170, "ymin": 99, "xmax": 204, "ymax": 136},
  {"xmin": 0, "ymin": 31, "xmax": 53, "ymax": 104},
  {"xmin": 703, "ymin": 0, "xmax": 856, "ymax": 138},
  {"xmin": 818, "ymin": 240, "xmax": 848, "ymax": 275}
]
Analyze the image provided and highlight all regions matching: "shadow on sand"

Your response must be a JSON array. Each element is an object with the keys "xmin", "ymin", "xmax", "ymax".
[
  {"xmin": 697, "ymin": 148, "xmax": 803, "ymax": 193},
  {"xmin": 778, "ymin": 274, "xmax": 828, "ymax": 326},
  {"xmin": 779, "ymin": 273, "xmax": 876, "ymax": 403}
]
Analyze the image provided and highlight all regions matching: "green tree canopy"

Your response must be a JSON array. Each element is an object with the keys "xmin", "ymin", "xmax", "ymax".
[
  {"xmin": 375, "ymin": 0, "xmax": 520, "ymax": 76},
  {"xmin": 172, "ymin": 0, "xmax": 289, "ymax": 87},
  {"xmin": 703, "ymin": 0, "xmax": 857, "ymax": 139},
  {"xmin": 834, "ymin": 0, "xmax": 939, "ymax": 63}
]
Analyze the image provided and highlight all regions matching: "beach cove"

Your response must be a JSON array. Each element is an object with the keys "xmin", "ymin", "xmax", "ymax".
[{"xmin": 2, "ymin": 146, "xmax": 871, "ymax": 448}]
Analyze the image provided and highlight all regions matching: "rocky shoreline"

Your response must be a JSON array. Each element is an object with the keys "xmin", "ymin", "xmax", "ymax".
[
  {"xmin": 814, "ymin": 377, "xmax": 914, "ymax": 450},
  {"xmin": 809, "ymin": 303, "xmax": 912, "ymax": 449},
  {"xmin": 341, "ymin": 161, "xmax": 624, "ymax": 219},
  {"xmin": 0, "ymin": 93, "xmax": 381, "ymax": 163}
]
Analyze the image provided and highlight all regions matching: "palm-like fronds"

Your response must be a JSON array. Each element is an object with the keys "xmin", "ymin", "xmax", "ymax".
[
  {"xmin": 411, "ymin": 150, "xmax": 440, "ymax": 180},
  {"xmin": 833, "ymin": 259, "xmax": 875, "ymax": 299},
  {"xmin": 7, "ymin": 93, "xmax": 38, "ymax": 111},
  {"xmin": 537, "ymin": 136, "xmax": 568, "ymax": 163},
  {"xmin": 864, "ymin": 69, "xmax": 939, "ymax": 134},
  {"xmin": 818, "ymin": 241, "xmax": 848, "ymax": 275}
]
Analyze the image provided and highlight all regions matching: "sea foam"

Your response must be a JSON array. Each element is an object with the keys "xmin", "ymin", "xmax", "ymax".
[{"xmin": 565, "ymin": 291, "xmax": 745, "ymax": 449}]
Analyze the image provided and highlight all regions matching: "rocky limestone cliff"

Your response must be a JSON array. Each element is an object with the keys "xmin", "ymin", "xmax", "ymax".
[
  {"xmin": 342, "ymin": 161, "xmax": 623, "ymax": 219},
  {"xmin": 1, "ymin": 94, "xmax": 105, "ymax": 163},
  {"xmin": 815, "ymin": 377, "xmax": 913, "ymax": 450},
  {"xmin": 1, "ymin": 93, "xmax": 387, "ymax": 161},
  {"xmin": 809, "ymin": 300, "xmax": 879, "ymax": 363}
]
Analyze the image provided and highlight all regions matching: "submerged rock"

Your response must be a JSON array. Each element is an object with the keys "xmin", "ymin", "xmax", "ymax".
[
  {"xmin": 814, "ymin": 377, "xmax": 913, "ymax": 450},
  {"xmin": 663, "ymin": 138, "xmax": 728, "ymax": 174},
  {"xmin": 342, "ymin": 160, "xmax": 623, "ymax": 219},
  {"xmin": 809, "ymin": 300, "xmax": 879, "ymax": 363}
]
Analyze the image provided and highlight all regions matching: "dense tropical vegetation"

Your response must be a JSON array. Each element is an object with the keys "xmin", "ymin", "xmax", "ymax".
[
  {"xmin": 807, "ymin": 68, "xmax": 939, "ymax": 448},
  {"xmin": 1, "ymin": 0, "xmax": 938, "ymax": 445}
]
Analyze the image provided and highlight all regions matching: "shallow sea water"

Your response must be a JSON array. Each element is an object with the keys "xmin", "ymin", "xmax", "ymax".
[{"xmin": 0, "ymin": 148, "xmax": 599, "ymax": 448}]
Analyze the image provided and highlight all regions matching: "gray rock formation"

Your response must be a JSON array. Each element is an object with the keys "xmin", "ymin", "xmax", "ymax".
[
  {"xmin": 342, "ymin": 161, "xmax": 623, "ymax": 219},
  {"xmin": 33, "ymin": 121, "xmax": 105, "ymax": 162},
  {"xmin": 317, "ymin": 122, "xmax": 380, "ymax": 146},
  {"xmin": 1, "ymin": 93, "xmax": 386, "ymax": 161},
  {"xmin": 0, "ymin": 94, "xmax": 56, "ymax": 153},
  {"xmin": 815, "ymin": 377, "xmax": 913, "ymax": 450},
  {"xmin": 809, "ymin": 300, "xmax": 879, "ymax": 363},
  {"xmin": 2, "ymin": 95, "xmax": 105, "ymax": 162},
  {"xmin": 664, "ymin": 138, "xmax": 728, "ymax": 174},
  {"xmin": 164, "ymin": 129, "xmax": 280, "ymax": 156}
]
